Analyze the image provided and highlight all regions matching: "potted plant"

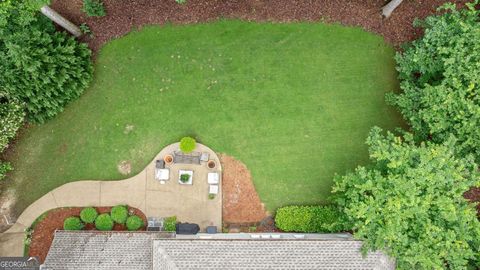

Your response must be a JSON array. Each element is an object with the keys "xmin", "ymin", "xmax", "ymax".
[
  {"xmin": 164, "ymin": 154, "xmax": 173, "ymax": 165},
  {"xmin": 180, "ymin": 174, "xmax": 190, "ymax": 183},
  {"xmin": 207, "ymin": 160, "xmax": 216, "ymax": 169}
]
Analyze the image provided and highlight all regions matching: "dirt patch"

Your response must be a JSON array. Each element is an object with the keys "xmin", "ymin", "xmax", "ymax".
[
  {"xmin": 0, "ymin": 190, "xmax": 16, "ymax": 232},
  {"xmin": 117, "ymin": 160, "xmax": 131, "ymax": 175},
  {"xmin": 220, "ymin": 154, "xmax": 267, "ymax": 224},
  {"xmin": 50, "ymin": 0, "xmax": 470, "ymax": 54},
  {"xmin": 28, "ymin": 206, "xmax": 146, "ymax": 263}
]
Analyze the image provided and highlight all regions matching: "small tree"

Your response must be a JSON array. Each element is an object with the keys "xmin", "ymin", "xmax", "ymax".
[{"xmin": 333, "ymin": 127, "xmax": 480, "ymax": 269}]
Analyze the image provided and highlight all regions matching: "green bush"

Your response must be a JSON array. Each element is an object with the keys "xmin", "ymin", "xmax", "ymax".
[
  {"xmin": 95, "ymin": 213, "xmax": 113, "ymax": 231},
  {"xmin": 63, "ymin": 216, "xmax": 84, "ymax": 230},
  {"xmin": 175, "ymin": 0, "xmax": 187, "ymax": 4},
  {"xmin": 110, "ymin": 205, "xmax": 128, "ymax": 224},
  {"xmin": 388, "ymin": 2, "xmax": 480, "ymax": 162},
  {"xmin": 179, "ymin": 137, "xmax": 196, "ymax": 153},
  {"xmin": 126, "ymin": 215, "xmax": 144, "ymax": 231},
  {"xmin": 0, "ymin": 94, "xmax": 25, "ymax": 152},
  {"xmin": 0, "ymin": 2, "xmax": 93, "ymax": 123},
  {"xmin": 0, "ymin": 162, "xmax": 12, "ymax": 181},
  {"xmin": 80, "ymin": 207, "xmax": 98, "ymax": 223},
  {"xmin": 274, "ymin": 205, "xmax": 348, "ymax": 233},
  {"xmin": 163, "ymin": 216, "xmax": 176, "ymax": 232},
  {"xmin": 82, "ymin": 0, "xmax": 106, "ymax": 17}
]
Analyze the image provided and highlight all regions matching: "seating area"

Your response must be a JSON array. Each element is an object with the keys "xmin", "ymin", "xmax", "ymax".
[{"xmin": 147, "ymin": 142, "xmax": 222, "ymax": 230}]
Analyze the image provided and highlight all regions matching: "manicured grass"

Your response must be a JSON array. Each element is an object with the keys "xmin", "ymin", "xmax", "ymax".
[{"xmin": 7, "ymin": 21, "xmax": 404, "ymax": 214}]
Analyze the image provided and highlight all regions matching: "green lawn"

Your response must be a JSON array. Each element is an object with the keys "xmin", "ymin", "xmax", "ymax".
[{"xmin": 7, "ymin": 21, "xmax": 404, "ymax": 214}]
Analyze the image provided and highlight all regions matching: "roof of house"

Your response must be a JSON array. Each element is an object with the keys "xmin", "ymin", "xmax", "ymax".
[
  {"xmin": 43, "ymin": 231, "xmax": 395, "ymax": 270},
  {"xmin": 43, "ymin": 231, "xmax": 173, "ymax": 270},
  {"xmin": 153, "ymin": 239, "xmax": 395, "ymax": 270}
]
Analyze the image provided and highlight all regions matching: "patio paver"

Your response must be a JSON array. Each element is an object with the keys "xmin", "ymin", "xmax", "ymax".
[{"xmin": 0, "ymin": 143, "xmax": 222, "ymax": 257}]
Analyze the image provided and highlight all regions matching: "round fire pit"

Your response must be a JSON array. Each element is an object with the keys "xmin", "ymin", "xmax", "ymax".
[
  {"xmin": 164, "ymin": 154, "xmax": 173, "ymax": 165},
  {"xmin": 207, "ymin": 160, "xmax": 216, "ymax": 169}
]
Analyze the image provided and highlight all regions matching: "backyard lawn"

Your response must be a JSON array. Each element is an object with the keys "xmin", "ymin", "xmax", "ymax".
[{"xmin": 7, "ymin": 21, "xmax": 404, "ymax": 214}]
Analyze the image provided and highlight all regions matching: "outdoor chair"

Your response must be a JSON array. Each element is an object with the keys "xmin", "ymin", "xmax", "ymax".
[
  {"xmin": 155, "ymin": 160, "xmax": 169, "ymax": 181},
  {"xmin": 207, "ymin": 172, "xmax": 219, "ymax": 184},
  {"xmin": 209, "ymin": 185, "xmax": 219, "ymax": 195}
]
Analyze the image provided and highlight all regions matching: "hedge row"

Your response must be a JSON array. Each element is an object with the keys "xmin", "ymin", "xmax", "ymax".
[
  {"xmin": 274, "ymin": 205, "xmax": 349, "ymax": 233},
  {"xmin": 63, "ymin": 205, "xmax": 144, "ymax": 231}
]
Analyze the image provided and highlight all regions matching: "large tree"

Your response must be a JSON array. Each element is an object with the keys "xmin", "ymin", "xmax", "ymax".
[
  {"xmin": 0, "ymin": 0, "xmax": 93, "ymax": 123},
  {"xmin": 388, "ymin": 2, "xmax": 480, "ymax": 162},
  {"xmin": 333, "ymin": 127, "xmax": 480, "ymax": 270}
]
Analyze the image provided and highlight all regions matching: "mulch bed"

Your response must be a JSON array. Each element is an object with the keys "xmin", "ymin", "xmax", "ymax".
[
  {"xmin": 28, "ymin": 206, "xmax": 146, "ymax": 263},
  {"xmin": 50, "ymin": 0, "xmax": 470, "ymax": 54},
  {"xmin": 464, "ymin": 187, "xmax": 480, "ymax": 216},
  {"xmin": 220, "ymin": 154, "xmax": 267, "ymax": 225}
]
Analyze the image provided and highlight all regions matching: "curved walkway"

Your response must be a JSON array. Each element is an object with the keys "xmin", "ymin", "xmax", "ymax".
[{"xmin": 0, "ymin": 143, "xmax": 222, "ymax": 256}]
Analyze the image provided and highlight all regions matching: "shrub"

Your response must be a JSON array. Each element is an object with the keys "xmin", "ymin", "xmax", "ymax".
[
  {"xmin": 0, "ymin": 94, "xmax": 25, "ymax": 152},
  {"xmin": 0, "ymin": 2, "xmax": 93, "ymax": 123},
  {"xmin": 63, "ymin": 216, "xmax": 84, "ymax": 230},
  {"xmin": 110, "ymin": 205, "xmax": 128, "ymax": 224},
  {"xmin": 175, "ymin": 0, "xmax": 187, "ymax": 4},
  {"xmin": 82, "ymin": 0, "xmax": 106, "ymax": 17},
  {"xmin": 163, "ymin": 216, "xmax": 176, "ymax": 232},
  {"xmin": 80, "ymin": 207, "xmax": 98, "ymax": 223},
  {"xmin": 126, "ymin": 215, "xmax": 144, "ymax": 231},
  {"xmin": 179, "ymin": 137, "xmax": 196, "ymax": 153},
  {"xmin": 0, "ymin": 162, "xmax": 12, "ymax": 181},
  {"xmin": 274, "ymin": 205, "xmax": 348, "ymax": 233},
  {"xmin": 95, "ymin": 213, "xmax": 113, "ymax": 231}
]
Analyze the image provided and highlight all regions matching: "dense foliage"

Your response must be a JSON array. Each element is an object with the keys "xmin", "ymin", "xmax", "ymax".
[
  {"xmin": 0, "ymin": 0, "xmax": 93, "ymax": 123},
  {"xmin": 179, "ymin": 137, "xmax": 196, "ymax": 153},
  {"xmin": 95, "ymin": 213, "xmax": 114, "ymax": 231},
  {"xmin": 63, "ymin": 216, "xmax": 84, "ymax": 230},
  {"xmin": 0, "ymin": 94, "xmax": 24, "ymax": 180},
  {"xmin": 274, "ymin": 205, "xmax": 349, "ymax": 233},
  {"xmin": 163, "ymin": 216, "xmax": 176, "ymax": 232},
  {"xmin": 82, "ymin": 0, "xmax": 106, "ymax": 17},
  {"xmin": 126, "ymin": 215, "xmax": 144, "ymax": 231},
  {"xmin": 388, "ymin": 2, "xmax": 480, "ymax": 162},
  {"xmin": 110, "ymin": 205, "xmax": 128, "ymax": 224},
  {"xmin": 80, "ymin": 207, "xmax": 98, "ymax": 223},
  {"xmin": 333, "ymin": 127, "xmax": 480, "ymax": 270}
]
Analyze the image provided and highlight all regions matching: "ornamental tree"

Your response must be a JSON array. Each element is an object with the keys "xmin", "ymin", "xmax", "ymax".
[
  {"xmin": 388, "ymin": 2, "xmax": 480, "ymax": 162},
  {"xmin": 333, "ymin": 127, "xmax": 480, "ymax": 270}
]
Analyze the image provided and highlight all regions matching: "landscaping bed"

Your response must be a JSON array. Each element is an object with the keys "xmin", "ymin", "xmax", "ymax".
[
  {"xmin": 220, "ymin": 154, "xmax": 267, "ymax": 224},
  {"xmin": 50, "ymin": 0, "xmax": 469, "ymax": 53},
  {"xmin": 27, "ymin": 206, "xmax": 146, "ymax": 263}
]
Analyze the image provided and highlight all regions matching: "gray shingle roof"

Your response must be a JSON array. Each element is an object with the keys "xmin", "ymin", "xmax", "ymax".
[
  {"xmin": 43, "ymin": 231, "xmax": 173, "ymax": 270},
  {"xmin": 43, "ymin": 231, "xmax": 395, "ymax": 270},
  {"xmin": 153, "ymin": 239, "xmax": 395, "ymax": 270}
]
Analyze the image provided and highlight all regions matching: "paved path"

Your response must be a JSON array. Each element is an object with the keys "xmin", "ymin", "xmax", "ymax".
[{"xmin": 0, "ymin": 143, "xmax": 222, "ymax": 257}]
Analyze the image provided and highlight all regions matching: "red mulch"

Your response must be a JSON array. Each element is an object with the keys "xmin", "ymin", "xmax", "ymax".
[
  {"xmin": 50, "ymin": 0, "xmax": 470, "ymax": 54},
  {"xmin": 28, "ymin": 206, "xmax": 146, "ymax": 263},
  {"xmin": 220, "ymin": 154, "xmax": 267, "ymax": 224}
]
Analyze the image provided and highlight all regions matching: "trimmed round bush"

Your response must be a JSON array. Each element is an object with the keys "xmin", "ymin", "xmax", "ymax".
[
  {"xmin": 179, "ymin": 137, "xmax": 196, "ymax": 153},
  {"xmin": 126, "ymin": 215, "xmax": 144, "ymax": 231},
  {"xmin": 95, "ymin": 214, "xmax": 114, "ymax": 231},
  {"xmin": 274, "ymin": 205, "xmax": 348, "ymax": 233},
  {"xmin": 110, "ymin": 205, "xmax": 128, "ymax": 224},
  {"xmin": 80, "ymin": 207, "xmax": 98, "ymax": 223},
  {"xmin": 63, "ymin": 216, "xmax": 84, "ymax": 231}
]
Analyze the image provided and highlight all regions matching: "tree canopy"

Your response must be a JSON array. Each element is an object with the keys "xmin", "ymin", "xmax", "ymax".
[
  {"xmin": 0, "ymin": 0, "xmax": 93, "ymax": 123},
  {"xmin": 333, "ymin": 127, "xmax": 480, "ymax": 270},
  {"xmin": 388, "ymin": 2, "xmax": 480, "ymax": 162}
]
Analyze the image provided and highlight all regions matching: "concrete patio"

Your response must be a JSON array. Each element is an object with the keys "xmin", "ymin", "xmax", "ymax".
[{"xmin": 0, "ymin": 142, "xmax": 222, "ymax": 257}]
